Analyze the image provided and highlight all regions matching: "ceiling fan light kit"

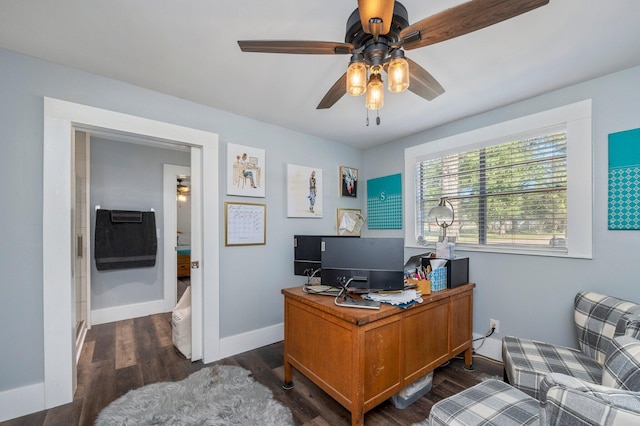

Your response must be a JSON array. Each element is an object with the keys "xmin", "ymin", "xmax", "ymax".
[
  {"xmin": 347, "ymin": 54, "xmax": 367, "ymax": 96},
  {"xmin": 388, "ymin": 49, "xmax": 410, "ymax": 93},
  {"xmin": 366, "ymin": 72, "xmax": 384, "ymax": 110},
  {"xmin": 238, "ymin": 0, "xmax": 549, "ymax": 117}
]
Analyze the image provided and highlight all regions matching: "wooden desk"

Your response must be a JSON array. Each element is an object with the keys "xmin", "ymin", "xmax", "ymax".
[{"xmin": 281, "ymin": 284, "xmax": 475, "ymax": 426}]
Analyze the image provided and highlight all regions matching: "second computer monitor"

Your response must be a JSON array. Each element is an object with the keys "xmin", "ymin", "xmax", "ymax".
[{"xmin": 320, "ymin": 237, "xmax": 404, "ymax": 291}]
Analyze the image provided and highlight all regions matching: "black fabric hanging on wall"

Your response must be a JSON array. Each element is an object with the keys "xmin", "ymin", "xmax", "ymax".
[{"xmin": 94, "ymin": 209, "xmax": 158, "ymax": 270}]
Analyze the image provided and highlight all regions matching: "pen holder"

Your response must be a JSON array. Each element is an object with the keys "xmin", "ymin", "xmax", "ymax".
[{"xmin": 407, "ymin": 278, "xmax": 431, "ymax": 295}]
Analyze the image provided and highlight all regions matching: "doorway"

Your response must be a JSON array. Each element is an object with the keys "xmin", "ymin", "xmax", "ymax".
[
  {"xmin": 43, "ymin": 98, "xmax": 220, "ymax": 410},
  {"xmin": 176, "ymin": 175, "xmax": 191, "ymax": 301},
  {"xmin": 163, "ymin": 164, "xmax": 191, "ymax": 311}
]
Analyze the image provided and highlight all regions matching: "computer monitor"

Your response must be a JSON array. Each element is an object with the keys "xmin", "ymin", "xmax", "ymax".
[
  {"xmin": 320, "ymin": 237, "xmax": 405, "ymax": 291},
  {"xmin": 293, "ymin": 235, "xmax": 321, "ymax": 276},
  {"xmin": 293, "ymin": 235, "xmax": 359, "ymax": 277}
]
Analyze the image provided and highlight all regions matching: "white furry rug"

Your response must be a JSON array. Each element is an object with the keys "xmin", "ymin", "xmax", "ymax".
[{"xmin": 96, "ymin": 365, "xmax": 294, "ymax": 425}]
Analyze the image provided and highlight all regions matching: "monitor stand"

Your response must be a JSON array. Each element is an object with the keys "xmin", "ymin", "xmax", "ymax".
[
  {"xmin": 334, "ymin": 277, "xmax": 381, "ymax": 310},
  {"xmin": 335, "ymin": 297, "xmax": 380, "ymax": 310}
]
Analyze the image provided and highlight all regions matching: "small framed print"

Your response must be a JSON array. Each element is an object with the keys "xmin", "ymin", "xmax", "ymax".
[
  {"xmin": 226, "ymin": 143, "xmax": 265, "ymax": 198},
  {"xmin": 340, "ymin": 166, "xmax": 358, "ymax": 197},
  {"xmin": 287, "ymin": 164, "xmax": 323, "ymax": 218},
  {"xmin": 337, "ymin": 208, "xmax": 364, "ymax": 236}
]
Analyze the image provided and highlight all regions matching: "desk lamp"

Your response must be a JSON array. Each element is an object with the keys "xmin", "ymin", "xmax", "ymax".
[{"xmin": 428, "ymin": 197, "xmax": 454, "ymax": 242}]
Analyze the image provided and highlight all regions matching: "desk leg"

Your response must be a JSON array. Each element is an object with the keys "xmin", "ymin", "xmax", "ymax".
[
  {"xmin": 282, "ymin": 360, "xmax": 294, "ymax": 390},
  {"xmin": 464, "ymin": 346, "xmax": 473, "ymax": 370},
  {"xmin": 351, "ymin": 407, "xmax": 364, "ymax": 426}
]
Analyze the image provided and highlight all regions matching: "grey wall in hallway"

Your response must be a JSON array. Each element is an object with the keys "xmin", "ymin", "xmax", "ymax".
[{"xmin": 90, "ymin": 137, "xmax": 190, "ymax": 309}]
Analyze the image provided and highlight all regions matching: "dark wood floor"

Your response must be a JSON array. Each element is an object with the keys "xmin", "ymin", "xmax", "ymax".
[{"xmin": 2, "ymin": 312, "xmax": 503, "ymax": 426}]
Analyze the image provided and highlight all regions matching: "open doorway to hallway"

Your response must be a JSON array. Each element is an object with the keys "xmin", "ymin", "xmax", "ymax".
[
  {"xmin": 176, "ymin": 174, "xmax": 191, "ymax": 302},
  {"xmin": 43, "ymin": 98, "xmax": 220, "ymax": 412}
]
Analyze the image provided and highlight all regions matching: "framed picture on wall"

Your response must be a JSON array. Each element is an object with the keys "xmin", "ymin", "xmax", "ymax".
[
  {"xmin": 340, "ymin": 166, "xmax": 358, "ymax": 197},
  {"xmin": 287, "ymin": 164, "xmax": 323, "ymax": 218},
  {"xmin": 367, "ymin": 173, "xmax": 402, "ymax": 229},
  {"xmin": 337, "ymin": 208, "xmax": 364, "ymax": 236},
  {"xmin": 226, "ymin": 143, "xmax": 265, "ymax": 197}
]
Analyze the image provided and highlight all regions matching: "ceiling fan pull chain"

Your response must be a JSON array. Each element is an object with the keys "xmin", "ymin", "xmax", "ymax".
[
  {"xmin": 376, "ymin": 110, "xmax": 381, "ymax": 126},
  {"xmin": 366, "ymin": 108, "xmax": 370, "ymax": 126}
]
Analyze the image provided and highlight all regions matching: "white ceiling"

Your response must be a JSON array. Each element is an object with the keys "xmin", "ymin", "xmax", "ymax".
[{"xmin": 2, "ymin": 1, "xmax": 640, "ymax": 149}]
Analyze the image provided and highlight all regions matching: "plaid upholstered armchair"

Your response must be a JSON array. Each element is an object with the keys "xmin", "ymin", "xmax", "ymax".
[
  {"xmin": 428, "ymin": 292, "xmax": 640, "ymax": 425},
  {"xmin": 503, "ymin": 291, "xmax": 640, "ymax": 399}
]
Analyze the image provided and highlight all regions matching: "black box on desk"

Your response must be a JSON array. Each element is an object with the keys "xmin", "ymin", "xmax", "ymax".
[
  {"xmin": 445, "ymin": 257, "xmax": 469, "ymax": 288},
  {"xmin": 423, "ymin": 257, "xmax": 469, "ymax": 288}
]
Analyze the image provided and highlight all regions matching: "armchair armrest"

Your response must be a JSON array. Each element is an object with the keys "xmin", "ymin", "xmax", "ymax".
[{"xmin": 539, "ymin": 373, "xmax": 640, "ymax": 425}]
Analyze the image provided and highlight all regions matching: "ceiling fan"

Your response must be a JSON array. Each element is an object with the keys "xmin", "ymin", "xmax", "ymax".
[{"xmin": 238, "ymin": 0, "xmax": 549, "ymax": 114}]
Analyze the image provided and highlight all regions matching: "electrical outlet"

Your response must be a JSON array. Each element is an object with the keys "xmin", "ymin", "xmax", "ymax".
[{"xmin": 490, "ymin": 318, "xmax": 500, "ymax": 334}]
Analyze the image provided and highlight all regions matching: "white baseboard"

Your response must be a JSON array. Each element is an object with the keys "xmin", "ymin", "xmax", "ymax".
[
  {"xmin": 219, "ymin": 323, "xmax": 284, "ymax": 359},
  {"xmin": 472, "ymin": 333, "xmax": 503, "ymax": 362},
  {"xmin": 0, "ymin": 382, "xmax": 44, "ymax": 422},
  {"xmin": 91, "ymin": 300, "xmax": 167, "ymax": 325}
]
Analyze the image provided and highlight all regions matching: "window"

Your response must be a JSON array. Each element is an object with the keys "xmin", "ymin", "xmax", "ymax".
[{"xmin": 404, "ymin": 100, "xmax": 592, "ymax": 258}]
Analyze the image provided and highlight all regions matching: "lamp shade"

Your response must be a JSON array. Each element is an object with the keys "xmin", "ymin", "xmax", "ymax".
[
  {"xmin": 366, "ymin": 73, "xmax": 384, "ymax": 110},
  {"xmin": 428, "ymin": 197, "xmax": 454, "ymax": 240},
  {"xmin": 388, "ymin": 51, "xmax": 409, "ymax": 93},
  {"xmin": 346, "ymin": 57, "xmax": 367, "ymax": 96},
  {"xmin": 428, "ymin": 204, "xmax": 453, "ymax": 222}
]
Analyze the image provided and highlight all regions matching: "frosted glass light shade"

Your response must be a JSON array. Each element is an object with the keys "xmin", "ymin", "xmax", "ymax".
[
  {"xmin": 346, "ymin": 61, "xmax": 367, "ymax": 96},
  {"xmin": 366, "ymin": 73, "xmax": 384, "ymax": 110},
  {"xmin": 428, "ymin": 205, "xmax": 453, "ymax": 222}
]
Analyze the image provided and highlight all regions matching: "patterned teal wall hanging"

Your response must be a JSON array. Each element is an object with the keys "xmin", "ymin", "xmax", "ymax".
[
  {"xmin": 367, "ymin": 173, "xmax": 402, "ymax": 229},
  {"xmin": 609, "ymin": 128, "xmax": 640, "ymax": 230}
]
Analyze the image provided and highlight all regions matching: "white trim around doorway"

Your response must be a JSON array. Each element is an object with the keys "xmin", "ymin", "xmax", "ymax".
[{"xmin": 42, "ymin": 98, "xmax": 220, "ymax": 412}]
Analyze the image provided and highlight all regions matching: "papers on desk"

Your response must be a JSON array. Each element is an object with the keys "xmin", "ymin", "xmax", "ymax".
[{"xmin": 363, "ymin": 289, "xmax": 423, "ymax": 309}]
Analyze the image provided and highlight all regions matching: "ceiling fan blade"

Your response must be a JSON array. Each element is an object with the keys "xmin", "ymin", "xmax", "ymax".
[
  {"xmin": 406, "ymin": 57, "xmax": 445, "ymax": 101},
  {"xmin": 358, "ymin": 0, "xmax": 395, "ymax": 35},
  {"xmin": 400, "ymin": 0, "xmax": 549, "ymax": 50},
  {"xmin": 238, "ymin": 40, "xmax": 353, "ymax": 55},
  {"xmin": 317, "ymin": 73, "xmax": 347, "ymax": 109}
]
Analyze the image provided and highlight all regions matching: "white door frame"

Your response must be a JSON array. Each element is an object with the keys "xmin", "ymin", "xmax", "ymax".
[{"xmin": 43, "ymin": 98, "xmax": 220, "ymax": 409}]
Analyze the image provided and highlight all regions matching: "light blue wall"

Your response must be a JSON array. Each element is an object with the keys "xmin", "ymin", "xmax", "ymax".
[
  {"xmin": 365, "ymin": 65, "xmax": 640, "ymax": 348},
  {"xmin": 0, "ymin": 48, "xmax": 363, "ymax": 393},
  {"xmin": 90, "ymin": 137, "xmax": 190, "ymax": 309}
]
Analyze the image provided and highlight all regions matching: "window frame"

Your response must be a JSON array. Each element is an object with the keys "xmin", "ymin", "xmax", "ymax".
[{"xmin": 404, "ymin": 100, "xmax": 592, "ymax": 259}]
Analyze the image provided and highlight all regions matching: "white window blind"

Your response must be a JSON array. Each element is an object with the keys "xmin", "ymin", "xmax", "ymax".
[{"xmin": 415, "ymin": 128, "xmax": 568, "ymax": 252}]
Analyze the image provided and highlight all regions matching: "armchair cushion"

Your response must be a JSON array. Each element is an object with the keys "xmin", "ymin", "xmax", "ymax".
[
  {"xmin": 428, "ymin": 379, "xmax": 540, "ymax": 426},
  {"xmin": 502, "ymin": 336, "xmax": 601, "ymax": 400},
  {"xmin": 539, "ymin": 373, "xmax": 640, "ymax": 425},
  {"xmin": 602, "ymin": 335, "xmax": 640, "ymax": 390}
]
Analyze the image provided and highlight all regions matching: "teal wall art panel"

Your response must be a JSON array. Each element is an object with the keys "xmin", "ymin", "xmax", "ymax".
[
  {"xmin": 367, "ymin": 173, "xmax": 402, "ymax": 229},
  {"xmin": 609, "ymin": 127, "xmax": 640, "ymax": 230}
]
